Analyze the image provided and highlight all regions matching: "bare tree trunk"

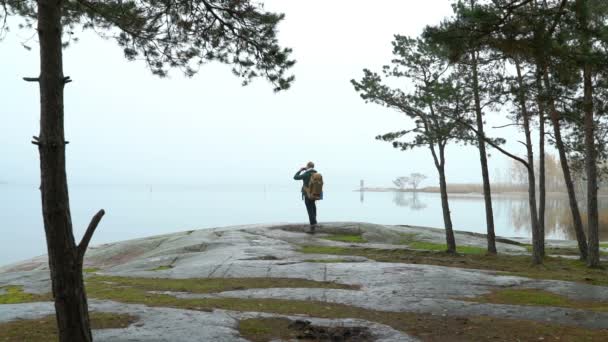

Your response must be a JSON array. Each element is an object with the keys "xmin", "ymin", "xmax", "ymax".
[
  {"xmin": 429, "ymin": 142, "xmax": 456, "ymax": 254},
  {"xmin": 576, "ymin": 0, "xmax": 600, "ymax": 268},
  {"xmin": 542, "ymin": 68, "xmax": 588, "ymax": 260},
  {"xmin": 36, "ymin": 1, "xmax": 103, "ymax": 340},
  {"xmin": 516, "ymin": 61, "xmax": 542, "ymax": 264},
  {"xmin": 515, "ymin": 60, "xmax": 543, "ymax": 264},
  {"xmin": 471, "ymin": 50, "xmax": 497, "ymax": 254},
  {"xmin": 583, "ymin": 63, "xmax": 599, "ymax": 267},
  {"xmin": 438, "ymin": 147, "xmax": 456, "ymax": 254},
  {"xmin": 537, "ymin": 76, "xmax": 546, "ymax": 257}
]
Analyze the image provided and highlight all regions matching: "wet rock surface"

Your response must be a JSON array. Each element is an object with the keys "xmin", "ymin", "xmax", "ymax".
[{"xmin": 1, "ymin": 222, "xmax": 607, "ymax": 341}]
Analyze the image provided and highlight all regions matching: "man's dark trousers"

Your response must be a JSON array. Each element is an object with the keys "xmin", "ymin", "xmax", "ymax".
[{"xmin": 305, "ymin": 197, "xmax": 317, "ymax": 225}]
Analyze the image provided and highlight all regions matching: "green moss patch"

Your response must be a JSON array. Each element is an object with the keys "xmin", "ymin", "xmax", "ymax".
[
  {"xmin": 54, "ymin": 276, "xmax": 608, "ymax": 341},
  {"xmin": 455, "ymin": 245, "xmax": 490, "ymax": 255},
  {"xmin": 82, "ymin": 278, "xmax": 608, "ymax": 342},
  {"xmin": 86, "ymin": 283, "xmax": 361, "ymax": 317},
  {"xmin": 0, "ymin": 285, "xmax": 52, "ymax": 304},
  {"xmin": 322, "ymin": 234, "xmax": 367, "ymax": 243},
  {"xmin": 82, "ymin": 275, "xmax": 608, "ymax": 341},
  {"xmin": 299, "ymin": 245, "xmax": 608, "ymax": 286},
  {"xmin": 83, "ymin": 267, "xmax": 101, "ymax": 273},
  {"xmin": 86, "ymin": 275, "xmax": 358, "ymax": 296},
  {"xmin": 525, "ymin": 245, "xmax": 576, "ymax": 256},
  {"xmin": 239, "ymin": 316, "xmax": 608, "ymax": 342},
  {"xmin": 408, "ymin": 241, "xmax": 487, "ymax": 255},
  {"xmin": 525, "ymin": 245, "xmax": 608, "ymax": 257},
  {"xmin": 404, "ymin": 315, "xmax": 608, "ymax": 341},
  {"xmin": 0, "ymin": 312, "xmax": 137, "ymax": 342},
  {"xmin": 466, "ymin": 288, "xmax": 608, "ymax": 312}
]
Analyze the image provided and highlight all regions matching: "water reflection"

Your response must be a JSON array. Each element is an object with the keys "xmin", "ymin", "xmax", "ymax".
[
  {"xmin": 379, "ymin": 191, "xmax": 608, "ymax": 240},
  {"xmin": 392, "ymin": 192, "xmax": 427, "ymax": 210},
  {"xmin": 509, "ymin": 196, "xmax": 608, "ymax": 240},
  {"xmin": 357, "ymin": 190, "xmax": 606, "ymax": 240}
]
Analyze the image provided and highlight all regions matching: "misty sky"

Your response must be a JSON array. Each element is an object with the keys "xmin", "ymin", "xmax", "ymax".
[{"xmin": 1, "ymin": 0, "xmax": 532, "ymax": 190}]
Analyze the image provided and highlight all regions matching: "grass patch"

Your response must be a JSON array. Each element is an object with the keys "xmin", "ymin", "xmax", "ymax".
[
  {"xmin": 403, "ymin": 315, "xmax": 608, "ymax": 341},
  {"xmin": 149, "ymin": 265, "xmax": 174, "ymax": 271},
  {"xmin": 84, "ymin": 277, "xmax": 364, "ymax": 317},
  {"xmin": 79, "ymin": 276, "xmax": 608, "ymax": 341},
  {"xmin": 83, "ymin": 267, "xmax": 100, "ymax": 273},
  {"xmin": 86, "ymin": 275, "xmax": 359, "ymax": 295},
  {"xmin": 408, "ymin": 241, "xmax": 487, "ymax": 255},
  {"xmin": 0, "ymin": 285, "xmax": 51, "ymax": 304},
  {"xmin": 524, "ymin": 245, "xmax": 608, "ymax": 257},
  {"xmin": 299, "ymin": 245, "xmax": 608, "ymax": 286},
  {"xmin": 322, "ymin": 234, "xmax": 367, "ymax": 243},
  {"xmin": 465, "ymin": 288, "xmax": 608, "ymax": 312},
  {"xmin": 239, "ymin": 316, "xmax": 608, "ymax": 342},
  {"xmin": 601, "ymin": 243, "xmax": 608, "ymax": 248},
  {"xmin": 455, "ymin": 245, "xmax": 490, "ymax": 255},
  {"xmin": 0, "ymin": 312, "xmax": 137, "ymax": 342}
]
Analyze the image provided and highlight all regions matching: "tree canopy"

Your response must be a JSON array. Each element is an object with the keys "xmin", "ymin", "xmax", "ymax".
[{"xmin": 1, "ymin": 0, "xmax": 295, "ymax": 90}]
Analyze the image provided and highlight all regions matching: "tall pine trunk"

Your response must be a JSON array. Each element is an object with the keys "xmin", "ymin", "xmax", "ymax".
[
  {"xmin": 516, "ymin": 61, "xmax": 542, "ymax": 264},
  {"xmin": 471, "ymin": 51, "xmax": 497, "ymax": 254},
  {"xmin": 583, "ymin": 63, "xmax": 600, "ymax": 267},
  {"xmin": 438, "ymin": 150, "xmax": 456, "ymax": 253},
  {"xmin": 537, "ymin": 74, "xmax": 546, "ymax": 257},
  {"xmin": 583, "ymin": 63, "xmax": 599, "ymax": 267},
  {"xmin": 37, "ymin": 0, "xmax": 94, "ymax": 340},
  {"xmin": 576, "ymin": 0, "xmax": 600, "ymax": 267},
  {"xmin": 531, "ymin": 0, "xmax": 546, "ymax": 258},
  {"xmin": 542, "ymin": 68, "xmax": 588, "ymax": 260},
  {"xmin": 430, "ymin": 144, "xmax": 456, "ymax": 253}
]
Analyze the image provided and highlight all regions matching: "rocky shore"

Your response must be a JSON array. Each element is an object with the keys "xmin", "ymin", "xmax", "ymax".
[{"xmin": 1, "ymin": 222, "xmax": 607, "ymax": 341}]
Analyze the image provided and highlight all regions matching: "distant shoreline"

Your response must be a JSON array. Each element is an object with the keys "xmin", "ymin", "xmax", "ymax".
[
  {"xmin": 354, "ymin": 187, "xmax": 581, "ymax": 197},
  {"xmin": 355, "ymin": 189, "xmax": 529, "ymax": 196}
]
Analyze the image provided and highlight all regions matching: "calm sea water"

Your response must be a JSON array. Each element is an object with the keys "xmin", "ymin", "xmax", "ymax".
[{"xmin": 0, "ymin": 184, "xmax": 603, "ymax": 266}]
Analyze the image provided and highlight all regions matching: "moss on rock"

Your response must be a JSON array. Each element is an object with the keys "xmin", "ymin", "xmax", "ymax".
[
  {"xmin": 0, "ymin": 313, "xmax": 137, "ymax": 342},
  {"xmin": 298, "ymin": 245, "xmax": 608, "ymax": 286},
  {"xmin": 0, "ymin": 285, "xmax": 51, "ymax": 304},
  {"xmin": 464, "ymin": 288, "xmax": 608, "ymax": 312}
]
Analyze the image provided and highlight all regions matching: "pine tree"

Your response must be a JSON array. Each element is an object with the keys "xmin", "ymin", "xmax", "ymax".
[
  {"xmin": 352, "ymin": 36, "xmax": 473, "ymax": 253},
  {"xmin": 1, "ymin": 1, "xmax": 294, "ymax": 340}
]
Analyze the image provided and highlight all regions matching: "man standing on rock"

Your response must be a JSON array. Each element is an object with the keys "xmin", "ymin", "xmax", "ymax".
[{"xmin": 294, "ymin": 161, "xmax": 319, "ymax": 233}]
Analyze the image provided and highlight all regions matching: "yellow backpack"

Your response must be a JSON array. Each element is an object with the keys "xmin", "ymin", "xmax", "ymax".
[{"xmin": 306, "ymin": 172, "xmax": 324, "ymax": 200}]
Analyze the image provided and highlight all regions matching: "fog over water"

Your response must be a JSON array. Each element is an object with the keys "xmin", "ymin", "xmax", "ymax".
[
  {"xmin": 1, "ymin": 1, "xmax": 569, "ymax": 265},
  {"xmin": 2, "ymin": 183, "xmax": 605, "ymax": 265},
  {"xmin": 1, "ymin": 0, "xmax": 524, "ymax": 189}
]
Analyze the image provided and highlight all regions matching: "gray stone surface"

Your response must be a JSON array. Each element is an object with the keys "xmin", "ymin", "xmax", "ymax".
[
  {"xmin": 0, "ymin": 301, "xmax": 416, "ymax": 342},
  {"xmin": 1, "ymin": 222, "xmax": 607, "ymax": 340},
  {"xmin": 0, "ymin": 269, "xmax": 52, "ymax": 294}
]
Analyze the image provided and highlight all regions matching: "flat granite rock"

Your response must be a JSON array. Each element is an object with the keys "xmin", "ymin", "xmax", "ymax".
[{"xmin": 1, "ymin": 222, "xmax": 607, "ymax": 341}]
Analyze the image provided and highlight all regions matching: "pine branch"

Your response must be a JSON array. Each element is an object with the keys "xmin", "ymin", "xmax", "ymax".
[
  {"xmin": 77, "ymin": 209, "xmax": 105, "ymax": 261},
  {"xmin": 455, "ymin": 117, "xmax": 530, "ymax": 168}
]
